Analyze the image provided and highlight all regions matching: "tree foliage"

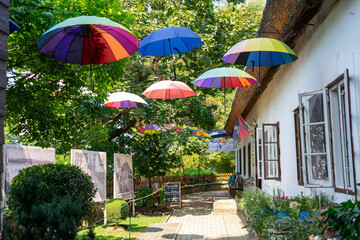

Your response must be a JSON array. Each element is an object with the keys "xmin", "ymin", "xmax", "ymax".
[{"xmin": 6, "ymin": 0, "xmax": 264, "ymax": 175}]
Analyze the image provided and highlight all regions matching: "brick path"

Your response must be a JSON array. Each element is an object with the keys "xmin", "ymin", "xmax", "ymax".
[{"xmin": 136, "ymin": 190, "xmax": 250, "ymax": 240}]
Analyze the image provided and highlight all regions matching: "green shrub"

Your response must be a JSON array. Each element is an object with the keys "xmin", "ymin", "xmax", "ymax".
[
  {"xmin": 159, "ymin": 189, "xmax": 166, "ymax": 205},
  {"xmin": 106, "ymin": 198, "xmax": 129, "ymax": 226},
  {"xmin": 8, "ymin": 164, "xmax": 96, "ymax": 216},
  {"xmin": 83, "ymin": 202, "xmax": 104, "ymax": 226},
  {"xmin": 320, "ymin": 184, "xmax": 360, "ymax": 239},
  {"xmin": 135, "ymin": 187, "xmax": 156, "ymax": 208},
  {"xmin": 4, "ymin": 164, "xmax": 97, "ymax": 240}
]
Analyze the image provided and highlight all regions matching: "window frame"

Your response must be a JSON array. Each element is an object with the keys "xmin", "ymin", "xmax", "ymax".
[
  {"xmin": 298, "ymin": 89, "xmax": 333, "ymax": 187},
  {"xmin": 293, "ymin": 107, "xmax": 304, "ymax": 186},
  {"xmin": 327, "ymin": 69, "xmax": 356, "ymax": 194},
  {"xmin": 248, "ymin": 143, "xmax": 251, "ymax": 177},
  {"xmin": 262, "ymin": 122, "xmax": 281, "ymax": 181},
  {"xmin": 256, "ymin": 127, "xmax": 264, "ymax": 179}
]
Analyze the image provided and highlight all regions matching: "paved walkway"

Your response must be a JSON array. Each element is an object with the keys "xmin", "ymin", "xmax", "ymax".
[{"xmin": 136, "ymin": 190, "xmax": 250, "ymax": 240}]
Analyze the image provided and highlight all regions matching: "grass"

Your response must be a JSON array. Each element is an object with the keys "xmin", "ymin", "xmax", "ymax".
[{"xmin": 76, "ymin": 215, "xmax": 168, "ymax": 240}]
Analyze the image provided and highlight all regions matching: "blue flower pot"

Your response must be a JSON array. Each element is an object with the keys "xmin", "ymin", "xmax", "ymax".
[
  {"xmin": 277, "ymin": 211, "xmax": 289, "ymax": 224},
  {"xmin": 299, "ymin": 210, "xmax": 311, "ymax": 219},
  {"xmin": 262, "ymin": 208, "xmax": 275, "ymax": 214},
  {"xmin": 299, "ymin": 210, "xmax": 311, "ymax": 224}
]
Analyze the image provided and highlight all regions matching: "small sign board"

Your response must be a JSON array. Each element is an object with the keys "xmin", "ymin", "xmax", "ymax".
[{"xmin": 165, "ymin": 182, "xmax": 182, "ymax": 208}]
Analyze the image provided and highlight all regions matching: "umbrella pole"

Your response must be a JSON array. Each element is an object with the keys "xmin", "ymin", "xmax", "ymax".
[
  {"xmin": 88, "ymin": 29, "xmax": 94, "ymax": 91},
  {"xmin": 219, "ymin": 77, "xmax": 226, "ymax": 114},
  {"xmin": 258, "ymin": 51, "xmax": 261, "ymax": 96}
]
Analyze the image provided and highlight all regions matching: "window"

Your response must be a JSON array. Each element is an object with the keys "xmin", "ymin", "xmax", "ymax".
[
  {"xmin": 242, "ymin": 146, "xmax": 246, "ymax": 176},
  {"xmin": 236, "ymin": 148, "xmax": 241, "ymax": 174},
  {"xmin": 248, "ymin": 143, "xmax": 251, "ymax": 177},
  {"xmin": 299, "ymin": 90, "xmax": 332, "ymax": 187},
  {"xmin": 294, "ymin": 108, "xmax": 304, "ymax": 185},
  {"xmin": 263, "ymin": 123, "xmax": 281, "ymax": 180},
  {"xmin": 256, "ymin": 128, "xmax": 263, "ymax": 179},
  {"xmin": 328, "ymin": 70, "xmax": 355, "ymax": 193}
]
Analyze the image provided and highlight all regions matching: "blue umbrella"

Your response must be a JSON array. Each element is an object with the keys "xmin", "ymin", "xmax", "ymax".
[
  {"xmin": 137, "ymin": 26, "xmax": 203, "ymax": 80},
  {"xmin": 138, "ymin": 26, "xmax": 203, "ymax": 57},
  {"xmin": 205, "ymin": 130, "xmax": 231, "ymax": 138}
]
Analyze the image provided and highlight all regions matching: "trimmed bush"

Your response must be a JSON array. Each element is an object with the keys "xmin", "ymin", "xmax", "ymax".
[
  {"xmin": 8, "ymin": 164, "xmax": 96, "ymax": 216},
  {"xmin": 135, "ymin": 187, "xmax": 155, "ymax": 208},
  {"xmin": 4, "ymin": 164, "xmax": 97, "ymax": 240},
  {"xmin": 106, "ymin": 198, "xmax": 129, "ymax": 226}
]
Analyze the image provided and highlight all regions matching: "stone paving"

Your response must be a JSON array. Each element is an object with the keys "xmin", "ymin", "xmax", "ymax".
[{"xmin": 136, "ymin": 190, "xmax": 250, "ymax": 240}]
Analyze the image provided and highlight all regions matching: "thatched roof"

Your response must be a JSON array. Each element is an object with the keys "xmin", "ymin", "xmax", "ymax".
[{"xmin": 224, "ymin": 0, "xmax": 322, "ymax": 133}]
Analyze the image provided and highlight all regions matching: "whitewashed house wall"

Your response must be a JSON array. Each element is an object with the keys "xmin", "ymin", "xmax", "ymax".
[{"xmin": 235, "ymin": 0, "xmax": 360, "ymax": 202}]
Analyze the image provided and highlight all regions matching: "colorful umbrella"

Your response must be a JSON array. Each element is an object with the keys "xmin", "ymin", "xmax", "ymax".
[
  {"xmin": 222, "ymin": 38, "xmax": 297, "ymax": 94},
  {"xmin": 137, "ymin": 124, "xmax": 165, "ymax": 134},
  {"xmin": 138, "ymin": 26, "xmax": 203, "ymax": 80},
  {"xmin": 37, "ymin": 16, "xmax": 139, "ymax": 90},
  {"xmin": 104, "ymin": 92, "xmax": 148, "ymax": 108},
  {"xmin": 142, "ymin": 80, "xmax": 196, "ymax": 99},
  {"xmin": 193, "ymin": 67, "xmax": 257, "ymax": 113},
  {"xmin": 205, "ymin": 129, "xmax": 231, "ymax": 138},
  {"xmin": 193, "ymin": 130, "xmax": 211, "ymax": 138},
  {"xmin": 210, "ymin": 138, "xmax": 226, "ymax": 143},
  {"xmin": 138, "ymin": 26, "xmax": 203, "ymax": 57}
]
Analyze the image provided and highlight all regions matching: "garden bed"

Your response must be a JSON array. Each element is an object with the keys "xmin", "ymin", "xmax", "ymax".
[{"xmin": 136, "ymin": 205, "xmax": 173, "ymax": 216}]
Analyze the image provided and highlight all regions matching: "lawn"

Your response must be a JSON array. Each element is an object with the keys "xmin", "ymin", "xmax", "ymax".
[{"xmin": 76, "ymin": 215, "xmax": 169, "ymax": 240}]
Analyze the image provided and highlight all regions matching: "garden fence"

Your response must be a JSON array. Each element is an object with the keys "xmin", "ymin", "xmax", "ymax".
[{"xmin": 106, "ymin": 173, "xmax": 231, "ymax": 197}]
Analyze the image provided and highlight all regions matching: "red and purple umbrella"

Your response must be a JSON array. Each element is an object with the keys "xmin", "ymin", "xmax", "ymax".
[
  {"xmin": 104, "ymin": 92, "xmax": 148, "ymax": 108},
  {"xmin": 37, "ymin": 16, "xmax": 139, "ymax": 90},
  {"xmin": 210, "ymin": 138, "xmax": 226, "ymax": 143},
  {"xmin": 142, "ymin": 80, "xmax": 196, "ymax": 99}
]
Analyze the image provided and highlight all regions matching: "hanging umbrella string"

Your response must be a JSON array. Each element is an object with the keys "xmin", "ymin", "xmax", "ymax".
[{"xmin": 168, "ymin": 38, "xmax": 177, "ymax": 81}]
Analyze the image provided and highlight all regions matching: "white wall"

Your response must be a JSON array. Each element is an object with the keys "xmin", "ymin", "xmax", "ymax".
[{"xmin": 239, "ymin": 0, "xmax": 360, "ymax": 202}]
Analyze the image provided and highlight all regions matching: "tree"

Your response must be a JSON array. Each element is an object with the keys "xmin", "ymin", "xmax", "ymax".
[{"xmin": 6, "ymin": 0, "xmax": 264, "ymax": 175}]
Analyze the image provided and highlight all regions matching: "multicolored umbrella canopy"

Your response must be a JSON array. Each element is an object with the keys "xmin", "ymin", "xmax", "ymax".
[
  {"xmin": 137, "ymin": 124, "xmax": 165, "ymax": 134},
  {"xmin": 137, "ymin": 26, "xmax": 203, "ymax": 57},
  {"xmin": 193, "ymin": 130, "xmax": 211, "ymax": 138},
  {"xmin": 104, "ymin": 92, "xmax": 148, "ymax": 108},
  {"xmin": 205, "ymin": 129, "xmax": 231, "ymax": 138},
  {"xmin": 38, "ymin": 16, "xmax": 139, "ymax": 65},
  {"xmin": 193, "ymin": 67, "xmax": 256, "ymax": 88},
  {"xmin": 222, "ymin": 38, "xmax": 297, "ymax": 66},
  {"xmin": 210, "ymin": 138, "xmax": 226, "ymax": 143},
  {"xmin": 193, "ymin": 67, "xmax": 256, "ymax": 113},
  {"xmin": 222, "ymin": 38, "xmax": 297, "ymax": 95},
  {"xmin": 142, "ymin": 80, "xmax": 196, "ymax": 99}
]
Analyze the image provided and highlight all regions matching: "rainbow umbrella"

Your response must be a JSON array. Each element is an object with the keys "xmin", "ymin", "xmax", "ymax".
[
  {"xmin": 193, "ymin": 67, "xmax": 256, "ymax": 113},
  {"xmin": 137, "ymin": 124, "xmax": 165, "ymax": 134},
  {"xmin": 104, "ymin": 92, "xmax": 148, "ymax": 108},
  {"xmin": 142, "ymin": 80, "xmax": 196, "ymax": 99},
  {"xmin": 193, "ymin": 130, "xmax": 211, "ymax": 138},
  {"xmin": 222, "ymin": 38, "xmax": 297, "ymax": 94},
  {"xmin": 37, "ymin": 16, "xmax": 139, "ymax": 90}
]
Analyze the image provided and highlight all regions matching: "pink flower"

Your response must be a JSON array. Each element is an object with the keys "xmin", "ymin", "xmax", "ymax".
[
  {"xmin": 286, "ymin": 196, "xmax": 289, "ymax": 200},
  {"xmin": 282, "ymin": 196, "xmax": 285, "ymax": 199},
  {"xmin": 275, "ymin": 196, "xmax": 279, "ymax": 201}
]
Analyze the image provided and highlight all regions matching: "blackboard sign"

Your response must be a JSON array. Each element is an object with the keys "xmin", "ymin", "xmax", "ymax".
[{"xmin": 165, "ymin": 182, "xmax": 181, "ymax": 205}]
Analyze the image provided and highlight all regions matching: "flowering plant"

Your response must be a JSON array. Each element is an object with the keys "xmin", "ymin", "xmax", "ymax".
[{"xmin": 274, "ymin": 195, "xmax": 291, "ymax": 212}]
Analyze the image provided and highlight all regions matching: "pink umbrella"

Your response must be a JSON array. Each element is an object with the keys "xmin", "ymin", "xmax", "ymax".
[{"xmin": 142, "ymin": 80, "xmax": 196, "ymax": 99}]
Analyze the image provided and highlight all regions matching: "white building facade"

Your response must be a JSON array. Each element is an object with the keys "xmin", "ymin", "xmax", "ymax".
[{"xmin": 234, "ymin": 0, "xmax": 360, "ymax": 202}]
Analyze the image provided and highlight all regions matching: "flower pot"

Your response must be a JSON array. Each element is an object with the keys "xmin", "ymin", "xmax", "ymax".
[
  {"xmin": 277, "ymin": 211, "xmax": 289, "ymax": 225},
  {"xmin": 299, "ymin": 210, "xmax": 311, "ymax": 219},
  {"xmin": 262, "ymin": 208, "xmax": 275, "ymax": 214},
  {"xmin": 299, "ymin": 210, "xmax": 311, "ymax": 224}
]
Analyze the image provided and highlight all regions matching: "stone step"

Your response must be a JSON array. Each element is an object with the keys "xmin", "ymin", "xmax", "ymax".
[{"xmin": 213, "ymin": 198, "xmax": 239, "ymax": 215}]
